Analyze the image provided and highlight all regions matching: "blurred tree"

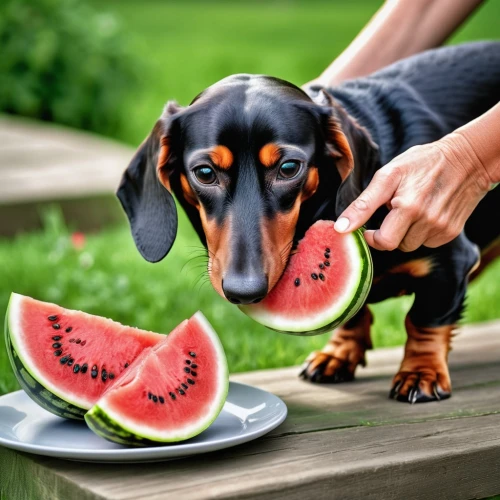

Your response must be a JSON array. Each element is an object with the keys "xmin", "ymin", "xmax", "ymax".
[{"xmin": 0, "ymin": 0, "xmax": 141, "ymax": 137}]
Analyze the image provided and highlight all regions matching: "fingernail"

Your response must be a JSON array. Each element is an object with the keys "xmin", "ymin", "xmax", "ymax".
[{"xmin": 335, "ymin": 217, "xmax": 350, "ymax": 232}]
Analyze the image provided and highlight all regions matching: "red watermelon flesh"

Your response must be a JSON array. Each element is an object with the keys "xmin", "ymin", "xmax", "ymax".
[
  {"xmin": 240, "ymin": 220, "xmax": 373, "ymax": 335},
  {"xmin": 6, "ymin": 293, "xmax": 163, "ymax": 416},
  {"xmin": 85, "ymin": 312, "xmax": 228, "ymax": 444}
]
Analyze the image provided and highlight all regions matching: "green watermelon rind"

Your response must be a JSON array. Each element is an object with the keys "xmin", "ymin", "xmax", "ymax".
[
  {"xmin": 85, "ymin": 312, "xmax": 229, "ymax": 445},
  {"xmin": 5, "ymin": 293, "xmax": 87, "ymax": 420},
  {"xmin": 240, "ymin": 228, "xmax": 373, "ymax": 336}
]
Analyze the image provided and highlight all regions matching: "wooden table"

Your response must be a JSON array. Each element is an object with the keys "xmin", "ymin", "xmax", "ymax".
[{"xmin": 1, "ymin": 321, "xmax": 499, "ymax": 500}]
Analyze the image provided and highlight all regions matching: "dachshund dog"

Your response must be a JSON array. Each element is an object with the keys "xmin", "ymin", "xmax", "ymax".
[{"xmin": 118, "ymin": 42, "xmax": 500, "ymax": 403}]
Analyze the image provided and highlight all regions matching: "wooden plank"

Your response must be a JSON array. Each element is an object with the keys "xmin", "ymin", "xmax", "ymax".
[
  {"xmin": 2, "ymin": 414, "xmax": 499, "ymax": 500},
  {"xmin": 0, "ymin": 115, "xmax": 132, "ymax": 204},
  {"xmin": 0, "ymin": 115, "xmax": 131, "ymax": 235},
  {"xmin": 0, "ymin": 321, "xmax": 499, "ymax": 500}
]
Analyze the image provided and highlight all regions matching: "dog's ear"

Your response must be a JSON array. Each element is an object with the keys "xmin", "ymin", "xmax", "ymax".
[
  {"xmin": 117, "ymin": 101, "xmax": 184, "ymax": 263},
  {"xmin": 309, "ymin": 89, "xmax": 380, "ymax": 216}
]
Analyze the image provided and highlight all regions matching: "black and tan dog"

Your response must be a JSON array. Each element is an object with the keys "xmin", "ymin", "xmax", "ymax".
[{"xmin": 118, "ymin": 42, "xmax": 500, "ymax": 404}]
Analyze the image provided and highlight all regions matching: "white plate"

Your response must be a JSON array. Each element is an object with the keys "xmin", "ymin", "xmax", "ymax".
[{"xmin": 0, "ymin": 382, "xmax": 287, "ymax": 463}]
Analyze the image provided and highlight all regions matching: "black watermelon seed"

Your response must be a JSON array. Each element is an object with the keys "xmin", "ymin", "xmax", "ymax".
[
  {"xmin": 124, "ymin": 362, "xmax": 129, "ymax": 368},
  {"xmin": 65, "ymin": 327, "xmax": 72, "ymax": 333},
  {"xmin": 60, "ymin": 356, "xmax": 69, "ymax": 365},
  {"xmin": 311, "ymin": 273, "xmax": 318, "ymax": 280},
  {"xmin": 109, "ymin": 373, "xmax": 115, "ymax": 380},
  {"xmin": 159, "ymin": 396, "xmax": 165, "ymax": 404},
  {"xmin": 319, "ymin": 263, "xmax": 324, "ymax": 269},
  {"xmin": 184, "ymin": 367, "xmax": 191, "ymax": 373},
  {"xmin": 319, "ymin": 273, "xmax": 325, "ymax": 281},
  {"xmin": 191, "ymin": 371, "xmax": 197, "ymax": 377},
  {"xmin": 52, "ymin": 324, "xmax": 60, "ymax": 330},
  {"xmin": 325, "ymin": 247, "xmax": 330, "ymax": 252},
  {"xmin": 52, "ymin": 336, "xmax": 61, "ymax": 341},
  {"xmin": 169, "ymin": 392, "xmax": 176, "ymax": 400},
  {"xmin": 189, "ymin": 352, "xmax": 196, "ymax": 357},
  {"xmin": 324, "ymin": 261, "xmax": 330, "ymax": 266},
  {"xmin": 181, "ymin": 383, "xmax": 188, "ymax": 390},
  {"xmin": 91, "ymin": 370, "xmax": 98, "ymax": 378},
  {"xmin": 148, "ymin": 392, "xmax": 152, "ymax": 400},
  {"xmin": 73, "ymin": 364, "xmax": 80, "ymax": 373},
  {"xmin": 153, "ymin": 395, "xmax": 158, "ymax": 402},
  {"xmin": 185, "ymin": 359, "xmax": 191, "ymax": 365},
  {"xmin": 294, "ymin": 278, "xmax": 300, "ymax": 287},
  {"xmin": 67, "ymin": 358, "xmax": 74, "ymax": 366},
  {"xmin": 75, "ymin": 339, "xmax": 81, "ymax": 344},
  {"xmin": 187, "ymin": 378, "xmax": 195, "ymax": 385},
  {"xmin": 101, "ymin": 370, "xmax": 108, "ymax": 382},
  {"xmin": 325, "ymin": 253, "xmax": 330, "ymax": 259},
  {"xmin": 191, "ymin": 363, "xmax": 198, "ymax": 369},
  {"xmin": 52, "ymin": 343, "xmax": 62, "ymax": 348},
  {"xmin": 80, "ymin": 340, "xmax": 86, "ymax": 346},
  {"xmin": 48, "ymin": 315, "xmax": 58, "ymax": 321},
  {"xmin": 54, "ymin": 349, "xmax": 62, "ymax": 356},
  {"xmin": 81, "ymin": 363, "xmax": 88, "ymax": 373},
  {"xmin": 178, "ymin": 389, "xmax": 186, "ymax": 395}
]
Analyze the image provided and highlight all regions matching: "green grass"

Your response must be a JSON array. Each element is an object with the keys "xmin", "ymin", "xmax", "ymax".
[
  {"xmin": 1, "ymin": 208, "xmax": 499, "ymax": 396},
  {"xmin": 1, "ymin": 1, "xmax": 499, "ymax": 396}
]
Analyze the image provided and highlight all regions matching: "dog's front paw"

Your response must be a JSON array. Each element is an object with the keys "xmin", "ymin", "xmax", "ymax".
[
  {"xmin": 299, "ymin": 340, "xmax": 366, "ymax": 384},
  {"xmin": 389, "ymin": 368, "xmax": 451, "ymax": 404}
]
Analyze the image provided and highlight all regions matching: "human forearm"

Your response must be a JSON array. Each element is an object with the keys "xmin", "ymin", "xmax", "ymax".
[{"xmin": 315, "ymin": 0, "xmax": 483, "ymax": 86}]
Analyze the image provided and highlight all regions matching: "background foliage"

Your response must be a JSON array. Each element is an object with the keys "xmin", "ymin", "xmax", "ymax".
[{"xmin": 0, "ymin": 0, "xmax": 139, "ymax": 137}]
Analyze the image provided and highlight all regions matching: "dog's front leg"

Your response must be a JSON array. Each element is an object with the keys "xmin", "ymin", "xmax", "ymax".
[{"xmin": 300, "ymin": 306, "xmax": 373, "ymax": 383}]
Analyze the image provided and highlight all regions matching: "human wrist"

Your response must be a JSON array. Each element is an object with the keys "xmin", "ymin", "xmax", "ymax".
[
  {"xmin": 437, "ymin": 131, "xmax": 495, "ymax": 193},
  {"xmin": 452, "ymin": 104, "xmax": 500, "ymax": 185}
]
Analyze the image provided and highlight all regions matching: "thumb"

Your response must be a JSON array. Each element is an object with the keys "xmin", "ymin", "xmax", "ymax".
[{"xmin": 334, "ymin": 169, "xmax": 400, "ymax": 233}]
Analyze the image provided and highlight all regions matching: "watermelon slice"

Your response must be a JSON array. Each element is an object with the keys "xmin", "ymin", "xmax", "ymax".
[
  {"xmin": 5, "ymin": 293, "xmax": 164, "ymax": 419},
  {"xmin": 85, "ymin": 312, "xmax": 228, "ymax": 445},
  {"xmin": 240, "ymin": 220, "xmax": 373, "ymax": 335}
]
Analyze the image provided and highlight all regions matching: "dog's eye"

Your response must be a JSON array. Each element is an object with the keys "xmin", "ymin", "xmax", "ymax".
[
  {"xmin": 278, "ymin": 161, "xmax": 301, "ymax": 179},
  {"xmin": 194, "ymin": 166, "xmax": 217, "ymax": 184}
]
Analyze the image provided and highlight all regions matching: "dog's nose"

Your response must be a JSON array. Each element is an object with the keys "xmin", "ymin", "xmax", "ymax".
[{"xmin": 222, "ymin": 274, "xmax": 268, "ymax": 305}]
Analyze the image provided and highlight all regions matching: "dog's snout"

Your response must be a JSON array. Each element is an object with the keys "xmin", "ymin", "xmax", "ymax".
[{"xmin": 222, "ymin": 274, "xmax": 268, "ymax": 305}]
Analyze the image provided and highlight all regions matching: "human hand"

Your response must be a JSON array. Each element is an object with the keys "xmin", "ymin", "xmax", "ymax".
[{"xmin": 334, "ymin": 133, "xmax": 492, "ymax": 251}]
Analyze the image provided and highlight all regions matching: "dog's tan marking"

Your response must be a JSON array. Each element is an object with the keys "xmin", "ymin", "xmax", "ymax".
[
  {"xmin": 388, "ymin": 258, "xmax": 434, "ymax": 278},
  {"xmin": 302, "ymin": 166, "xmax": 319, "ymax": 201},
  {"xmin": 259, "ymin": 143, "xmax": 281, "ymax": 168},
  {"xmin": 327, "ymin": 118, "xmax": 354, "ymax": 182},
  {"xmin": 157, "ymin": 136, "xmax": 172, "ymax": 191},
  {"xmin": 209, "ymin": 145, "xmax": 233, "ymax": 170},
  {"xmin": 302, "ymin": 306, "xmax": 373, "ymax": 381},
  {"xmin": 392, "ymin": 316, "xmax": 455, "ymax": 399},
  {"xmin": 260, "ymin": 198, "xmax": 301, "ymax": 291},
  {"xmin": 198, "ymin": 207, "xmax": 231, "ymax": 298},
  {"xmin": 180, "ymin": 173, "xmax": 199, "ymax": 208}
]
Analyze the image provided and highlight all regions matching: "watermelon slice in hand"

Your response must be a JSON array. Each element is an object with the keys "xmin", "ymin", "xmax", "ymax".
[{"xmin": 240, "ymin": 220, "xmax": 373, "ymax": 335}]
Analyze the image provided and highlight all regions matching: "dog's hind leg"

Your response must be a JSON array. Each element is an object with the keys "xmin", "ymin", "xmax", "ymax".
[
  {"xmin": 390, "ymin": 318, "xmax": 455, "ymax": 403},
  {"xmin": 300, "ymin": 306, "xmax": 373, "ymax": 383},
  {"xmin": 390, "ymin": 233, "xmax": 480, "ymax": 403}
]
